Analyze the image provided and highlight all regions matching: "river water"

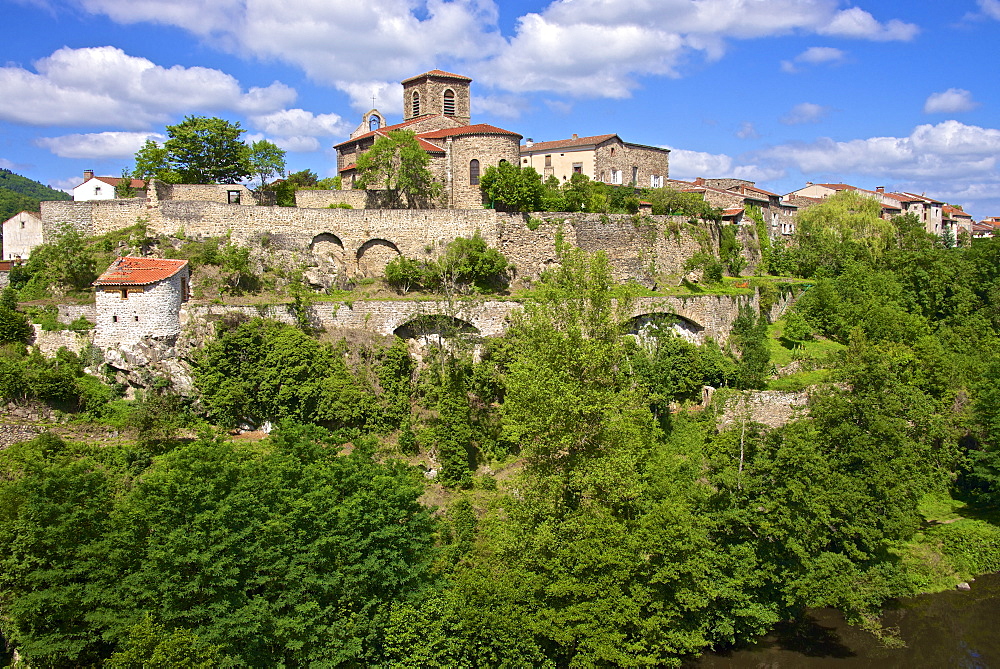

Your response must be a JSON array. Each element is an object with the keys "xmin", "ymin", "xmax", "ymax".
[{"xmin": 691, "ymin": 572, "xmax": 1000, "ymax": 668}]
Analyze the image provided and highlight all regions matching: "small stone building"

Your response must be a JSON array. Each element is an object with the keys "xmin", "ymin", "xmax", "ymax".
[
  {"xmin": 2, "ymin": 210, "xmax": 43, "ymax": 260},
  {"xmin": 93, "ymin": 257, "xmax": 189, "ymax": 347},
  {"xmin": 335, "ymin": 70, "xmax": 522, "ymax": 209},
  {"xmin": 520, "ymin": 134, "xmax": 669, "ymax": 187},
  {"xmin": 73, "ymin": 170, "xmax": 147, "ymax": 201}
]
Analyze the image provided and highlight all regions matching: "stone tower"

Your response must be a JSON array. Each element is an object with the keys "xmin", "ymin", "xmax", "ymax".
[{"xmin": 401, "ymin": 70, "xmax": 472, "ymax": 126}]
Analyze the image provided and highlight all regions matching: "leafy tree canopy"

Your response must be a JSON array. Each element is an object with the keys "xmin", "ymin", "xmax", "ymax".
[
  {"xmin": 132, "ymin": 116, "xmax": 253, "ymax": 185},
  {"xmin": 355, "ymin": 130, "xmax": 442, "ymax": 208}
]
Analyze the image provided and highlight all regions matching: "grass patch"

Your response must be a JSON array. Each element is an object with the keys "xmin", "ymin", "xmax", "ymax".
[
  {"xmin": 768, "ymin": 368, "xmax": 831, "ymax": 392},
  {"xmin": 768, "ymin": 318, "xmax": 845, "ymax": 368}
]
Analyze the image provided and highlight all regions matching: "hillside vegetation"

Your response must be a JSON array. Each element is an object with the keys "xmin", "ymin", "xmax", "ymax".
[
  {"xmin": 0, "ymin": 193, "xmax": 998, "ymax": 665},
  {"xmin": 0, "ymin": 169, "xmax": 71, "ymax": 221}
]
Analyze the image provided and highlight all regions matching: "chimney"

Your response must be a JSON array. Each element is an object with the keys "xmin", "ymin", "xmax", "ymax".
[
  {"xmin": 83, "ymin": 169, "xmax": 94, "ymax": 181},
  {"xmin": 806, "ymin": 181, "xmax": 813, "ymax": 186},
  {"xmin": 525, "ymin": 138, "xmax": 533, "ymax": 148},
  {"xmin": 571, "ymin": 133, "xmax": 578, "ymax": 140},
  {"xmin": 876, "ymin": 186, "xmax": 884, "ymax": 193},
  {"xmin": 694, "ymin": 177, "xmax": 705, "ymax": 186}
]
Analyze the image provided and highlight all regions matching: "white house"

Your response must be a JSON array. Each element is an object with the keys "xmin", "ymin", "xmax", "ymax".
[
  {"xmin": 2, "ymin": 210, "xmax": 43, "ymax": 260},
  {"xmin": 73, "ymin": 170, "xmax": 146, "ymax": 201},
  {"xmin": 93, "ymin": 257, "xmax": 189, "ymax": 347}
]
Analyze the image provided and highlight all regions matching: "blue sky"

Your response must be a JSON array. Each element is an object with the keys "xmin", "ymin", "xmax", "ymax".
[{"xmin": 2, "ymin": 0, "xmax": 998, "ymax": 218}]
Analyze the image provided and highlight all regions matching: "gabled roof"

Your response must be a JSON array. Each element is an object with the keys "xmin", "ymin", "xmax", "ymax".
[
  {"xmin": 815, "ymin": 183, "xmax": 853, "ymax": 190},
  {"xmin": 899, "ymin": 191, "xmax": 944, "ymax": 205},
  {"xmin": 943, "ymin": 204, "xmax": 972, "ymax": 219},
  {"xmin": 94, "ymin": 257, "xmax": 188, "ymax": 286},
  {"xmin": 420, "ymin": 124, "xmax": 522, "ymax": 139},
  {"xmin": 401, "ymin": 70, "xmax": 472, "ymax": 84},
  {"xmin": 521, "ymin": 134, "xmax": 619, "ymax": 153},
  {"xmin": 334, "ymin": 117, "xmax": 430, "ymax": 148},
  {"xmin": 78, "ymin": 176, "xmax": 146, "ymax": 189}
]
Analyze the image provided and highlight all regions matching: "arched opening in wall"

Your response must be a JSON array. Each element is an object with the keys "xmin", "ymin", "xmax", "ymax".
[
  {"xmin": 369, "ymin": 115, "xmax": 381, "ymax": 131},
  {"xmin": 394, "ymin": 314, "xmax": 481, "ymax": 361},
  {"xmin": 443, "ymin": 89, "xmax": 455, "ymax": 116},
  {"xmin": 411, "ymin": 91, "xmax": 421, "ymax": 117},
  {"xmin": 499, "ymin": 159, "xmax": 508, "ymax": 165},
  {"xmin": 310, "ymin": 233, "xmax": 346, "ymax": 272},
  {"xmin": 470, "ymin": 159, "xmax": 480, "ymax": 185},
  {"xmin": 625, "ymin": 312, "xmax": 704, "ymax": 345},
  {"xmin": 356, "ymin": 238, "xmax": 401, "ymax": 278}
]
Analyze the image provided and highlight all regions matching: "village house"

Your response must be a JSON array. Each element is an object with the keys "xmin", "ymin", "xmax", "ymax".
[
  {"xmin": 334, "ymin": 70, "xmax": 522, "ymax": 208},
  {"xmin": 664, "ymin": 178, "xmax": 797, "ymax": 236},
  {"xmin": 1, "ymin": 210, "xmax": 42, "ymax": 260},
  {"xmin": 519, "ymin": 134, "xmax": 670, "ymax": 188},
  {"xmin": 783, "ymin": 182, "xmax": 949, "ymax": 234},
  {"xmin": 93, "ymin": 257, "xmax": 189, "ymax": 347},
  {"xmin": 73, "ymin": 170, "xmax": 146, "ymax": 201},
  {"xmin": 942, "ymin": 205, "xmax": 974, "ymax": 238}
]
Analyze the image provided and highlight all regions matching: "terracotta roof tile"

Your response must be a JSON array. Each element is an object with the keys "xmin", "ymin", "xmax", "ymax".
[
  {"xmin": 520, "ymin": 134, "xmax": 619, "ymax": 153},
  {"xmin": 419, "ymin": 124, "xmax": 521, "ymax": 139},
  {"xmin": 333, "ymin": 117, "xmax": 429, "ymax": 148},
  {"xmin": 400, "ymin": 70, "xmax": 472, "ymax": 84},
  {"xmin": 78, "ymin": 176, "xmax": 147, "ymax": 189},
  {"xmin": 94, "ymin": 257, "xmax": 188, "ymax": 286}
]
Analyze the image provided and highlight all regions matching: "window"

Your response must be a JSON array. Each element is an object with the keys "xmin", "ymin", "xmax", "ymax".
[
  {"xmin": 611, "ymin": 170, "xmax": 622, "ymax": 185},
  {"xmin": 20, "ymin": 221, "xmax": 25, "ymax": 229},
  {"xmin": 650, "ymin": 175, "xmax": 663, "ymax": 188},
  {"xmin": 610, "ymin": 147, "xmax": 616, "ymax": 156},
  {"xmin": 120, "ymin": 289, "xmax": 128, "ymax": 299},
  {"xmin": 134, "ymin": 316, "xmax": 139, "ymax": 322},
  {"xmin": 94, "ymin": 186, "xmax": 102, "ymax": 195},
  {"xmin": 228, "ymin": 190, "xmax": 241, "ymax": 204},
  {"xmin": 411, "ymin": 91, "xmax": 421, "ymax": 117},
  {"xmin": 499, "ymin": 159, "xmax": 508, "ymax": 165},
  {"xmin": 470, "ymin": 159, "xmax": 480, "ymax": 185},
  {"xmin": 369, "ymin": 115, "xmax": 381, "ymax": 131},
  {"xmin": 544, "ymin": 155, "xmax": 552, "ymax": 167},
  {"xmin": 631, "ymin": 166, "xmax": 638, "ymax": 185},
  {"xmin": 443, "ymin": 89, "xmax": 455, "ymax": 116},
  {"xmin": 572, "ymin": 163, "xmax": 583, "ymax": 174},
  {"xmin": 181, "ymin": 278, "xmax": 189, "ymax": 302},
  {"xmin": 112, "ymin": 315, "xmax": 118, "ymax": 323},
  {"xmin": 522, "ymin": 158, "xmax": 528, "ymax": 164}
]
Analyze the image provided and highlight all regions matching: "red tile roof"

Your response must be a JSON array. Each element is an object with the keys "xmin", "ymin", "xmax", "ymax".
[
  {"xmin": 78, "ymin": 176, "xmax": 147, "ymax": 189},
  {"xmin": 420, "ymin": 124, "xmax": 521, "ymax": 139},
  {"xmin": 400, "ymin": 70, "xmax": 472, "ymax": 84},
  {"xmin": 334, "ymin": 117, "xmax": 429, "ymax": 148},
  {"xmin": 722, "ymin": 207, "xmax": 745, "ymax": 218},
  {"xmin": 521, "ymin": 134, "xmax": 619, "ymax": 153},
  {"xmin": 94, "ymin": 257, "xmax": 188, "ymax": 286},
  {"xmin": 943, "ymin": 204, "xmax": 972, "ymax": 219},
  {"xmin": 815, "ymin": 183, "xmax": 853, "ymax": 190}
]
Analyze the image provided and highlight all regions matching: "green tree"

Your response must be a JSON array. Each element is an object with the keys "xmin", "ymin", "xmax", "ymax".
[
  {"xmin": 355, "ymin": 130, "xmax": 442, "ymax": 208},
  {"xmin": 479, "ymin": 162, "xmax": 544, "ymax": 212},
  {"xmin": 133, "ymin": 117, "xmax": 251, "ymax": 184},
  {"xmin": 22, "ymin": 223, "xmax": 97, "ymax": 294},
  {"xmin": 0, "ymin": 287, "xmax": 31, "ymax": 344},
  {"xmin": 114, "ymin": 168, "xmax": 137, "ymax": 198},
  {"xmin": 246, "ymin": 139, "xmax": 286, "ymax": 190}
]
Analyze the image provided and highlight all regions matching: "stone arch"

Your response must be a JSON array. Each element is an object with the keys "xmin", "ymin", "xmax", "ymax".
[
  {"xmin": 393, "ymin": 314, "xmax": 480, "ymax": 340},
  {"xmin": 310, "ymin": 233, "xmax": 346, "ymax": 267},
  {"xmin": 626, "ymin": 312, "xmax": 705, "ymax": 344},
  {"xmin": 356, "ymin": 238, "xmax": 401, "ymax": 277}
]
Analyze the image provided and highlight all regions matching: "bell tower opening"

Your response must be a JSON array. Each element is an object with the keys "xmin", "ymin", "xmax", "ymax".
[{"xmin": 401, "ymin": 70, "xmax": 472, "ymax": 125}]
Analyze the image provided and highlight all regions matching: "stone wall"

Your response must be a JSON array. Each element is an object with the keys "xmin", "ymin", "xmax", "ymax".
[
  {"xmin": 157, "ymin": 183, "xmax": 257, "ymax": 205},
  {"xmin": 715, "ymin": 389, "xmax": 810, "ymax": 430},
  {"xmin": 40, "ymin": 200, "xmax": 97, "ymax": 237},
  {"xmin": 295, "ymin": 190, "xmax": 368, "ymax": 209},
  {"xmin": 403, "ymin": 74, "xmax": 471, "ymax": 125},
  {"xmin": 57, "ymin": 304, "xmax": 97, "ymax": 324},
  {"xmin": 30, "ymin": 325, "xmax": 91, "ymax": 356}
]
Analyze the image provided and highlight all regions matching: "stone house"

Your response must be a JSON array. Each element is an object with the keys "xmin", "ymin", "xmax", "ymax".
[
  {"xmin": 784, "ymin": 182, "xmax": 945, "ymax": 233},
  {"xmin": 93, "ymin": 257, "xmax": 189, "ymax": 347},
  {"xmin": 942, "ymin": 205, "xmax": 973, "ymax": 238},
  {"xmin": 2, "ymin": 210, "xmax": 42, "ymax": 260},
  {"xmin": 520, "ymin": 134, "xmax": 669, "ymax": 187},
  {"xmin": 334, "ymin": 70, "xmax": 522, "ymax": 209},
  {"xmin": 73, "ymin": 170, "xmax": 146, "ymax": 201}
]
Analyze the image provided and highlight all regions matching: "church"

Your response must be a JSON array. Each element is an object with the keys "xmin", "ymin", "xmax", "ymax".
[{"xmin": 334, "ymin": 70, "xmax": 522, "ymax": 208}]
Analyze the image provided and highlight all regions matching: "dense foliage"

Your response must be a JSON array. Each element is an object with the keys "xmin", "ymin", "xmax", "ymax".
[
  {"xmin": 2, "ymin": 193, "xmax": 1000, "ymax": 665},
  {"xmin": 0, "ymin": 168, "xmax": 71, "ymax": 221},
  {"xmin": 355, "ymin": 130, "xmax": 442, "ymax": 208}
]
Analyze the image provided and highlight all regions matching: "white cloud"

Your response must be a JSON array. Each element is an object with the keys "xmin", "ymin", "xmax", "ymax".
[
  {"xmin": 924, "ymin": 88, "xmax": 980, "ymax": 114},
  {"xmin": 0, "ymin": 46, "xmax": 295, "ymax": 128},
  {"xmin": 472, "ymin": 94, "xmax": 530, "ymax": 119},
  {"xmin": 0, "ymin": 158, "xmax": 17, "ymax": 169},
  {"xmin": 818, "ymin": 7, "xmax": 918, "ymax": 41},
  {"xmin": 49, "ymin": 176, "xmax": 82, "ymax": 193},
  {"xmin": 780, "ymin": 102, "xmax": 831, "ymax": 125},
  {"xmin": 781, "ymin": 46, "xmax": 846, "ymax": 73},
  {"xmin": 977, "ymin": 0, "xmax": 1000, "ymax": 20},
  {"xmin": 736, "ymin": 121, "xmax": 759, "ymax": 139},
  {"xmin": 33, "ymin": 131, "xmax": 165, "ymax": 158},
  {"xmin": 666, "ymin": 147, "xmax": 785, "ymax": 183},
  {"xmin": 246, "ymin": 109, "xmax": 351, "ymax": 153},
  {"xmin": 757, "ymin": 120, "xmax": 1000, "ymax": 181},
  {"xmin": 71, "ymin": 0, "xmax": 919, "ymax": 101}
]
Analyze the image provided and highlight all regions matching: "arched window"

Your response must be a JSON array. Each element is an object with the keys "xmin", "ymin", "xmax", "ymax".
[
  {"xmin": 443, "ymin": 89, "xmax": 455, "ymax": 116},
  {"xmin": 369, "ymin": 115, "xmax": 381, "ymax": 131},
  {"xmin": 411, "ymin": 91, "xmax": 421, "ymax": 117},
  {"xmin": 470, "ymin": 159, "xmax": 480, "ymax": 185},
  {"xmin": 499, "ymin": 159, "xmax": 508, "ymax": 165}
]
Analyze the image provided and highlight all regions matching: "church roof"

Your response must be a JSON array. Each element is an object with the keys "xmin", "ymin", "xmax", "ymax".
[
  {"xmin": 401, "ymin": 70, "xmax": 472, "ymax": 84},
  {"xmin": 419, "ymin": 124, "xmax": 522, "ymax": 139},
  {"xmin": 94, "ymin": 257, "xmax": 188, "ymax": 286}
]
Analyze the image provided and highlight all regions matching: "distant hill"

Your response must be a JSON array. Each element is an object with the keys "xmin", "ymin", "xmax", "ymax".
[{"xmin": 0, "ymin": 169, "xmax": 72, "ymax": 221}]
